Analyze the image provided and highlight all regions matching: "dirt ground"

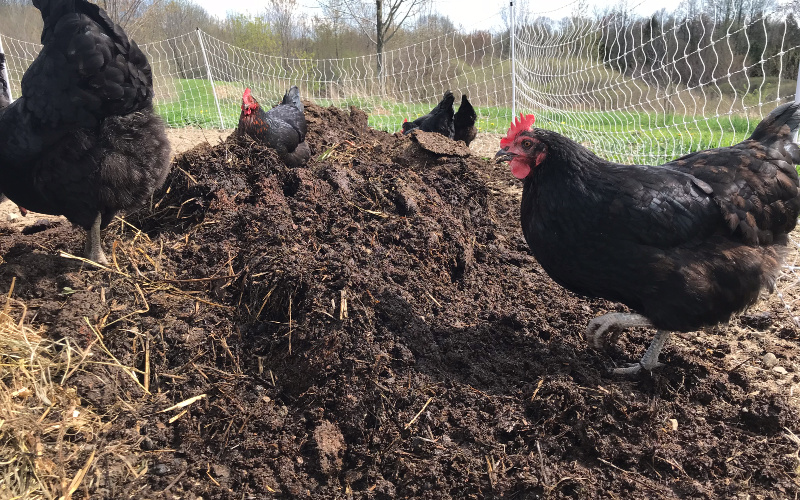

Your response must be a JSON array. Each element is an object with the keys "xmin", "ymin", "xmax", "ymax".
[{"xmin": 1, "ymin": 104, "xmax": 799, "ymax": 499}]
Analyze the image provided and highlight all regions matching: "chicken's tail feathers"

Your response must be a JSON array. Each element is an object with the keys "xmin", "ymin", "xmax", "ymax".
[
  {"xmin": 0, "ymin": 53, "xmax": 9, "ymax": 109},
  {"xmin": 281, "ymin": 85, "xmax": 303, "ymax": 113},
  {"xmin": 749, "ymin": 101, "xmax": 800, "ymax": 146},
  {"xmin": 434, "ymin": 90, "xmax": 455, "ymax": 112}
]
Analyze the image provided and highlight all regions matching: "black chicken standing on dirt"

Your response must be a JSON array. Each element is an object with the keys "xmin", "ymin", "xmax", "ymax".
[
  {"xmin": 0, "ymin": 0, "xmax": 171, "ymax": 265},
  {"xmin": 496, "ymin": 104, "xmax": 800, "ymax": 375},
  {"xmin": 237, "ymin": 86, "xmax": 310, "ymax": 168},
  {"xmin": 453, "ymin": 94, "xmax": 478, "ymax": 146},
  {"xmin": 402, "ymin": 90, "xmax": 455, "ymax": 139}
]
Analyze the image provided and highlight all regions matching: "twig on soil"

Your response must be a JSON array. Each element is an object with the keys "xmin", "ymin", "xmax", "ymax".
[
  {"xmin": 728, "ymin": 356, "xmax": 753, "ymax": 373},
  {"xmin": 4, "ymin": 277, "xmax": 15, "ymax": 314},
  {"xmin": 168, "ymin": 409, "xmax": 188, "ymax": 424},
  {"xmin": 596, "ymin": 457, "xmax": 662, "ymax": 492},
  {"xmin": 114, "ymin": 216, "xmax": 152, "ymax": 243},
  {"xmin": 144, "ymin": 334, "xmax": 151, "ymax": 393},
  {"xmin": 347, "ymin": 200, "xmax": 389, "ymax": 218},
  {"xmin": 531, "ymin": 378, "xmax": 544, "ymax": 401},
  {"xmin": 62, "ymin": 449, "xmax": 96, "ymax": 500},
  {"xmin": 339, "ymin": 290, "xmax": 348, "ymax": 319},
  {"xmin": 59, "ymin": 251, "xmax": 114, "ymax": 272},
  {"xmin": 174, "ymin": 351, "xmax": 207, "ymax": 374},
  {"xmin": 174, "ymin": 164, "xmax": 198, "ymax": 184},
  {"xmin": 157, "ymin": 394, "xmax": 207, "ymax": 413},
  {"xmin": 206, "ymin": 463, "xmax": 221, "ymax": 486},
  {"xmin": 162, "ymin": 274, "xmax": 237, "ymax": 283},
  {"xmin": 425, "ymin": 292, "xmax": 442, "ymax": 308},
  {"xmin": 104, "ymin": 283, "xmax": 149, "ymax": 328},
  {"xmin": 596, "ymin": 457, "xmax": 633, "ymax": 474},
  {"xmin": 404, "ymin": 396, "xmax": 433, "ymax": 430},
  {"xmin": 537, "ymin": 440, "xmax": 550, "ymax": 485},
  {"xmin": 161, "ymin": 469, "xmax": 187, "ymax": 494},
  {"xmin": 486, "ymin": 455, "xmax": 497, "ymax": 489}
]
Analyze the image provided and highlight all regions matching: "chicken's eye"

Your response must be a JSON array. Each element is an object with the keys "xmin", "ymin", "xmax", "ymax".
[{"xmin": 521, "ymin": 139, "xmax": 533, "ymax": 148}]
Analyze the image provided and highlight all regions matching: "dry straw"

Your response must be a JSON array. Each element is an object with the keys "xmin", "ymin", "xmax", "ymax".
[{"xmin": 0, "ymin": 279, "xmax": 143, "ymax": 499}]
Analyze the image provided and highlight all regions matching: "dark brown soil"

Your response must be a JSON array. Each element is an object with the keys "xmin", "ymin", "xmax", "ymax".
[{"xmin": 1, "ymin": 102, "xmax": 799, "ymax": 499}]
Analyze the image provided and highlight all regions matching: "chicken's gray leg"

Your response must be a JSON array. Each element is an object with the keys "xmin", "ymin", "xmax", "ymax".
[
  {"xmin": 586, "ymin": 312, "xmax": 652, "ymax": 348},
  {"xmin": 84, "ymin": 213, "xmax": 109, "ymax": 265},
  {"xmin": 612, "ymin": 330, "xmax": 671, "ymax": 375}
]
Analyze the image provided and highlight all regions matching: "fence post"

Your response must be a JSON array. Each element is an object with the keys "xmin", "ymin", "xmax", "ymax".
[
  {"xmin": 196, "ymin": 28, "xmax": 225, "ymax": 129},
  {"xmin": 795, "ymin": 63, "xmax": 800, "ymax": 142},
  {"xmin": 510, "ymin": 1, "xmax": 516, "ymax": 119},
  {"xmin": 795, "ymin": 62, "xmax": 800, "ymax": 104},
  {"xmin": 0, "ymin": 35, "xmax": 14, "ymax": 102}
]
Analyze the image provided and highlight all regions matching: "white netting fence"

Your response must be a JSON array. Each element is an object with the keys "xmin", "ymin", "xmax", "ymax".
[
  {"xmin": 0, "ymin": 25, "xmax": 513, "ymax": 135},
  {"xmin": 515, "ymin": 8, "xmax": 800, "ymax": 165}
]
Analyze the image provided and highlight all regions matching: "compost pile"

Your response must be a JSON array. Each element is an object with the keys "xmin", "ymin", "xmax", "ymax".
[{"xmin": 0, "ymin": 102, "xmax": 798, "ymax": 499}]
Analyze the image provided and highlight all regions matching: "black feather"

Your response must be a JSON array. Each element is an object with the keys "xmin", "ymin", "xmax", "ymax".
[
  {"xmin": 0, "ymin": 0, "xmax": 171, "ymax": 234},
  {"xmin": 453, "ymin": 94, "xmax": 477, "ymax": 146},
  {"xmin": 402, "ymin": 90, "xmax": 455, "ymax": 139}
]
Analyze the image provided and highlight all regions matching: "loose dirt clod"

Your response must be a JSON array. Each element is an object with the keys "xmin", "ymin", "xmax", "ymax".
[{"xmin": 0, "ymin": 102, "xmax": 798, "ymax": 498}]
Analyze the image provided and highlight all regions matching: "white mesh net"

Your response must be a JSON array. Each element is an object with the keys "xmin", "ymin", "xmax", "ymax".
[
  {"xmin": 515, "ymin": 9, "xmax": 800, "ymax": 164},
  {"xmin": 0, "ymin": 25, "xmax": 513, "ymax": 133}
]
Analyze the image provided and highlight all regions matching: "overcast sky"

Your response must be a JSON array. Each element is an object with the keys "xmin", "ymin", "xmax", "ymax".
[{"xmin": 197, "ymin": 0, "xmax": 686, "ymax": 31}]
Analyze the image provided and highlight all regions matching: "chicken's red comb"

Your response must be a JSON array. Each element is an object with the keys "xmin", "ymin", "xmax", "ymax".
[
  {"xmin": 242, "ymin": 88, "xmax": 258, "ymax": 108},
  {"xmin": 500, "ymin": 113, "xmax": 536, "ymax": 147}
]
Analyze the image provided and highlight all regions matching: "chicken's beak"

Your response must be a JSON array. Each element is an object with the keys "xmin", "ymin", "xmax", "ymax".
[{"xmin": 494, "ymin": 148, "xmax": 516, "ymax": 163}]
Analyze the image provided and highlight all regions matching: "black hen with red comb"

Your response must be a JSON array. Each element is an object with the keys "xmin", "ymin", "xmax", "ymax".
[
  {"xmin": 237, "ymin": 86, "xmax": 310, "ymax": 168},
  {"xmin": 496, "ymin": 105, "xmax": 800, "ymax": 375}
]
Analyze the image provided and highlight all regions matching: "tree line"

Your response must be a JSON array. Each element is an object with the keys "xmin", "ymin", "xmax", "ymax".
[{"xmin": 0, "ymin": 0, "xmax": 797, "ymax": 96}]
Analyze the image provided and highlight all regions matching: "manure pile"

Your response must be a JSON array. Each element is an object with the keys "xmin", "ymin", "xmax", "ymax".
[{"xmin": 0, "ymin": 103, "xmax": 797, "ymax": 498}]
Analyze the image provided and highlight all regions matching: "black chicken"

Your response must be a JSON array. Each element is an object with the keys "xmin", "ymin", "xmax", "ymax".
[
  {"xmin": 453, "ymin": 94, "xmax": 477, "ymax": 146},
  {"xmin": 402, "ymin": 90, "xmax": 455, "ymax": 139},
  {"xmin": 237, "ymin": 86, "xmax": 310, "ymax": 168},
  {"xmin": 496, "ymin": 104, "xmax": 800, "ymax": 375},
  {"xmin": 0, "ymin": 0, "xmax": 171, "ymax": 265}
]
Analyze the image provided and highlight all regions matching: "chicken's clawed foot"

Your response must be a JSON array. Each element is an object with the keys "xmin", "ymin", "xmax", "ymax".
[
  {"xmin": 587, "ymin": 313, "xmax": 672, "ymax": 376},
  {"xmin": 586, "ymin": 312, "xmax": 652, "ymax": 348},
  {"xmin": 610, "ymin": 330, "xmax": 671, "ymax": 376}
]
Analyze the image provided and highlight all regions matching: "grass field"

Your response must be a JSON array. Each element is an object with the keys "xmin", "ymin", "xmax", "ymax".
[{"xmin": 156, "ymin": 78, "xmax": 790, "ymax": 164}]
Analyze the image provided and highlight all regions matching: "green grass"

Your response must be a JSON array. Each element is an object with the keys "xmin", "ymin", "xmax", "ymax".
[
  {"xmin": 156, "ymin": 79, "xmax": 240, "ymax": 128},
  {"xmin": 534, "ymin": 109, "xmax": 758, "ymax": 163},
  {"xmin": 155, "ymin": 78, "xmax": 789, "ymax": 164}
]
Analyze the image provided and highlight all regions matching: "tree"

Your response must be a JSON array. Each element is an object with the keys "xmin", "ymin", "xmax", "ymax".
[
  {"xmin": 100, "ymin": 0, "xmax": 161, "ymax": 34},
  {"xmin": 137, "ymin": 0, "xmax": 219, "ymax": 40},
  {"xmin": 324, "ymin": 0, "xmax": 431, "ymax": 82},
  {"xmin": 225, "ymin": 13, "xmax": 279, "ymax": 53},
  {"xmin": 0, "ymin": 0, "xmax": 42, "ymax": 41},
  {"xmin": 264, "ymin": 0, "xmax": 306, "ymax": 58}
]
